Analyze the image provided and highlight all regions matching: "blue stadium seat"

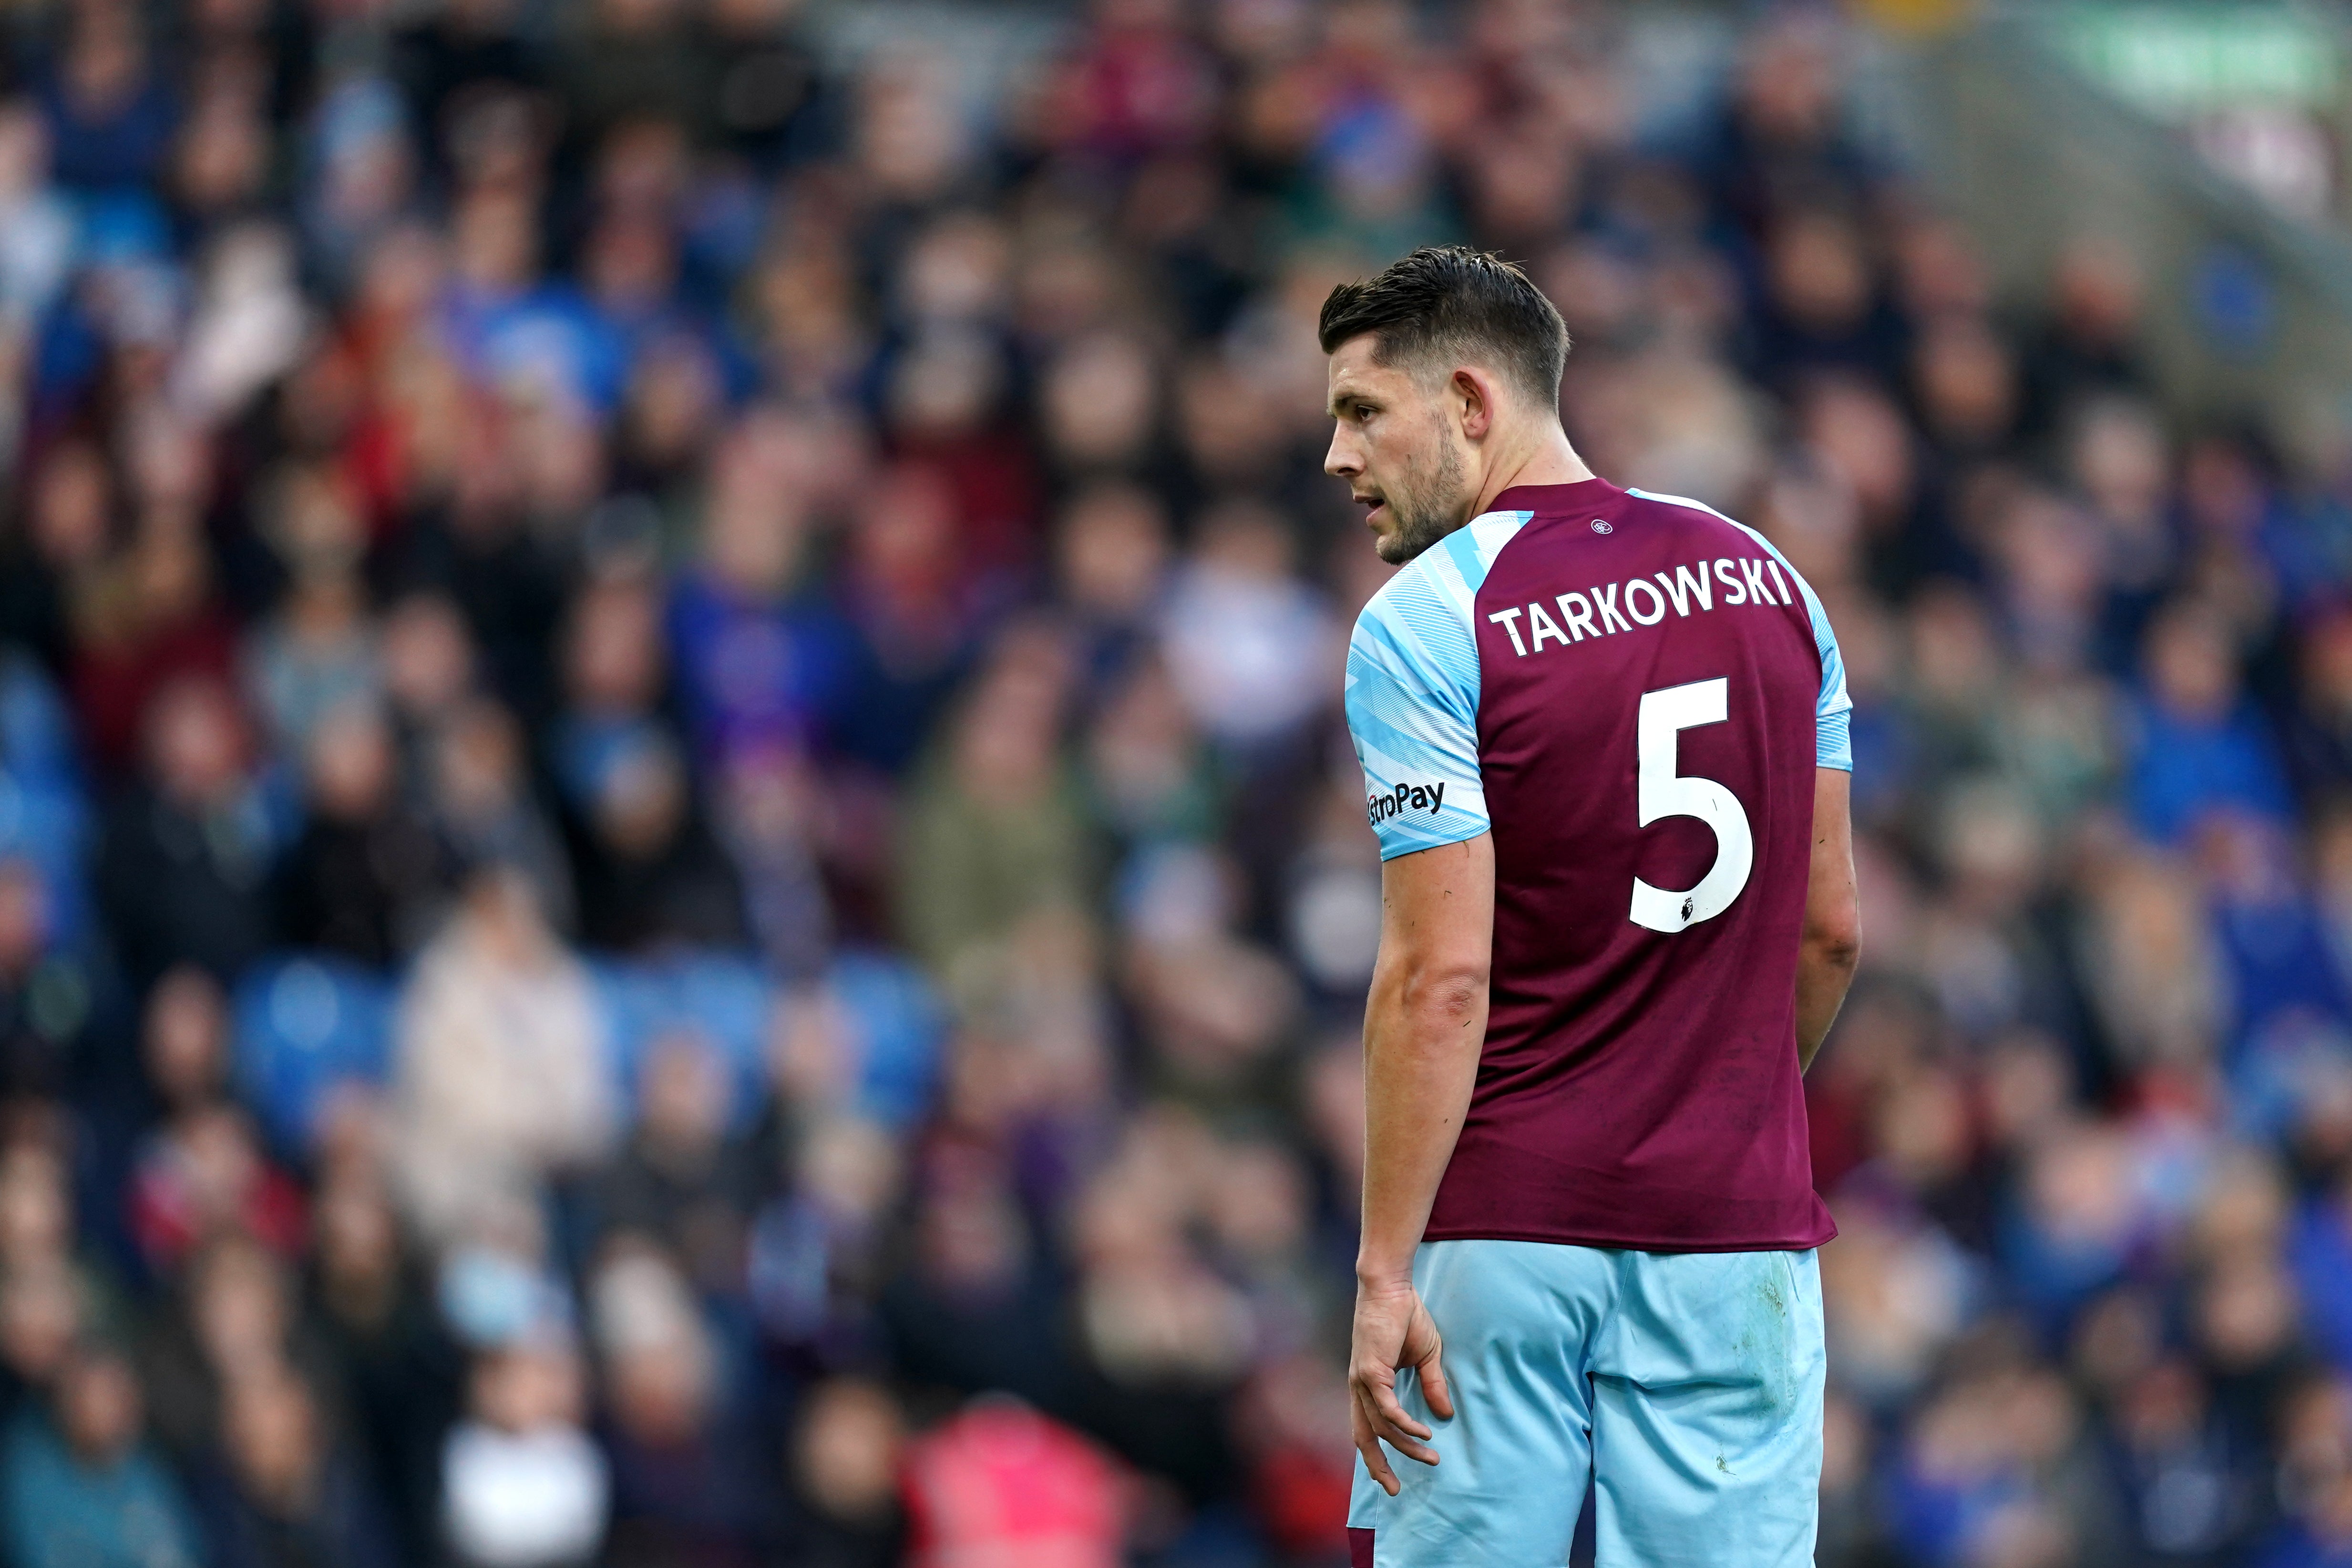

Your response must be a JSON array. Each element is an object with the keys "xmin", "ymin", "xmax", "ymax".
[
  {"xmin": 592, "ymin": 950, "xmax": 770, "ymax": 1128},
  {"xmin": 231, "ymin": 954, "xmax": 396, "ymax": 1154},
  {"xmin": 824, "ymin": 948, "xmax": 942, "ymax": 1131}
]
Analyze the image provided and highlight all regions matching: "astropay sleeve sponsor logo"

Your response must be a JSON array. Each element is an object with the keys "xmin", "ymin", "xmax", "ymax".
[{"xmin": 1367, "ymin": 779, "xmax": 1447, "ymax": 825}]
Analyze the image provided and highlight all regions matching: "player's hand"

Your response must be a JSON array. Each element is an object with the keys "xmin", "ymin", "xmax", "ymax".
[{"xmin": 1348, "ymin": 1279, "xmax": 1453, "ymax": 1496}]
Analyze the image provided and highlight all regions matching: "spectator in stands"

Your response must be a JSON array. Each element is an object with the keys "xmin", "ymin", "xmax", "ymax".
[
  {"xmin": 587, "ymin": 1029, "xmax": 756, "ymax": 1297},
  {"xmin": 589, "ymin": 1242, "xmax": 765, "ymax": 1563},
  {"xmin": 97, "ymin": 676, "xmax": 274, "ymax": 988},
  {"xmin": 441, "ymin": 1330, "xmax": 608, "ymax": 1568},
  {"xmin": 895, "ymin": 628, "xmax": 1088, "ymax": 976},
  {"xmin": 0, "ymin": 1344, "xmax": 204, "ymax": 1568},
  {"xmin": 426, "ymin": 697, "xmax": 575, "ymax": 934},
  {"xmin": 277, "ymin": 701, "xmax": 448, "ymax": 964},
  {"xmin": 773, "ymin": 1377, "xmax": 905, "ymax": 1568},
  {"xmin": 392, "ymin": 865, "xmax": 613, "ymax": 1242},
  {"xmin": 306, "ymin": 1166, "xmax": 459, "ymax": 1564},
  {"xmin": 2129, "ymin": 600, "xmax": 2296, "ymax": 843},
  {"xmin": 566, "ymin": 728, "xmax": 747, "ymax": 953},
  {"xmin": 0, "ymin": 859, "xmax": 94, "ymax": 1094},
  {"xmin": 199, "ymin": 1362, "xmax": 399, "ymax": 1568}
]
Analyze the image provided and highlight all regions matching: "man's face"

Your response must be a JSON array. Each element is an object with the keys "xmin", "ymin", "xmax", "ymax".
[{"xmin": 1324, "ymin": 335, "xmax": 1475, "ymax": 565}]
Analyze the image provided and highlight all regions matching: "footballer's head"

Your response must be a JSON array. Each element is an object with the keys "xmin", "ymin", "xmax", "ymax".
[{"xmin": 1319, "ymin": 246, "xmax": 1569, "ymax": 565}]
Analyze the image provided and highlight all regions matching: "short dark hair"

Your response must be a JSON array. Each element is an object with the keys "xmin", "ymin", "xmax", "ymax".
[{"xmin": 1317, "ymin": 246, "xmax": 1569, "ymax": 410}]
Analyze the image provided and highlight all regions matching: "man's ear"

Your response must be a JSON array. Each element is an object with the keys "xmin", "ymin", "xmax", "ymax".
[{"xmin": 1452, "ymin": 367, "xmax": 1498, "ymax": 443}]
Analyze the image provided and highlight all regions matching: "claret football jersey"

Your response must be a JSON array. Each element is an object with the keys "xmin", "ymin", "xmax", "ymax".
[{"xmin": 1345, "ymin": 479, "xmax": 1849, "ymax": 1252}]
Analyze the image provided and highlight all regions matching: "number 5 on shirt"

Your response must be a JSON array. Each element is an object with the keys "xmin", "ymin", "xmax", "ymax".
[{"xmin": 1630, "ymin": 678, "xmax": 1753, "ymax": 933}]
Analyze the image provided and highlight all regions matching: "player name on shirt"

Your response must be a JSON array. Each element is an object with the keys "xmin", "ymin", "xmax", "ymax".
[{"xmin": 1484, "ymin": 552, "xmax": 1796, "ymax": 657}]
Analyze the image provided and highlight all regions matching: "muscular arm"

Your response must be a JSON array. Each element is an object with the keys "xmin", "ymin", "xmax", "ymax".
[
  {"xmin": 1797, "ymin": 766, "xmax": 1861, "ymax": 1071},
  {"xmin": 1359, "ymin": 833, "xmax": 1493, "ymax": 1283},
  {"xmin": 1350, "ymin": 831, "xmax": 1492, "ymax": 1494}
]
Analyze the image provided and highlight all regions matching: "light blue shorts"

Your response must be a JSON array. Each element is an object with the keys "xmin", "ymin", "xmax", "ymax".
[{"xmin": 1347, "ymin": 1240, "xmax": 1825, "ymax": 1568}]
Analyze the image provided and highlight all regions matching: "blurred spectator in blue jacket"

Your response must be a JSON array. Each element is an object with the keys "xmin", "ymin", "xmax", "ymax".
[
  {"xmin": 1, "ymin": 1344, "xmax": 205, "ymax": 1568},
  {"xmin": 2129, "ymin": 600, "xmax": 2295, "ymax": 844}
]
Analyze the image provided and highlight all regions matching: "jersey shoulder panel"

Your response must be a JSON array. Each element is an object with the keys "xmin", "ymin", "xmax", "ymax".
[
  {"xmin": 1345, "ymin": 510, "xmax": 1532, "ymax": 859},
  {"xmin": 1625, "ymin": 488, "xmax": 1853, "ymax": 771}
]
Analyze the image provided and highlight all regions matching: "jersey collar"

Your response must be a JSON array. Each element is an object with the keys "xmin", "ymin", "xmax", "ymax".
[{"xmin": 1485, "ymin": 478, "xmax": 1623, "ymax": 516}]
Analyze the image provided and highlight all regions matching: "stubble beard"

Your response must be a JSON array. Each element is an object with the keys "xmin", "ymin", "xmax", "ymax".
[{"xmin": 1375, "ymin": 434, "xmax": 1472, "ymax": 566}]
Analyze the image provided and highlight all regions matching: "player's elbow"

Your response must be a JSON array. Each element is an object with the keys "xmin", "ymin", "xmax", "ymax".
[
  {"xmin": 1802, "ymin": 905, "xmax": 1862, "ymax": 976},
  {"xmin": 1395, "ymin": 961, "xmax": 1489, "ymax": 1030}
]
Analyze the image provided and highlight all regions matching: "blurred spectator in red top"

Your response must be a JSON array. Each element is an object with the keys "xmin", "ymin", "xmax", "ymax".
[{"xmin": 903, "ymin": 1398, "xmax": 1128, "ymax": 1568}]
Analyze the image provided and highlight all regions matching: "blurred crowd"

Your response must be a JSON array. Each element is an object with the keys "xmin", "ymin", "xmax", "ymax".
[{"xmin": 0, "ymin": 0, "xmax": 2348, "ymax": 1565}]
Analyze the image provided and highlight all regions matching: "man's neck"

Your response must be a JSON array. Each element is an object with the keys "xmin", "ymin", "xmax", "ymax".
[{"xmin": 1469, "ymin": 430, "xmax": 1595, "ymax": 518}]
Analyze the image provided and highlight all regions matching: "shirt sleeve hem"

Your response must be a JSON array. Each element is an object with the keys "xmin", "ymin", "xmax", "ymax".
[{"xmin": 1376, "ymin": 822, "xmax": 1490, "ymax": 861}]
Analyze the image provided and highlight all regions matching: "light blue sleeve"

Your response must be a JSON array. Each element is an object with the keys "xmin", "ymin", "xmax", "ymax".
[
  {"xmin": 1344, "ymin": 538, "xmax": 1495, "ymax": 861},
  {"xmin": 1787, "ymin": 570, "xmax": 1852, "ymax": 773}
]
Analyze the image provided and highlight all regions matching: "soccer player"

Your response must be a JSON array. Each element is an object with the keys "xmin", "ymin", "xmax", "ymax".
[{"xmin": 1324, "ymin": 246, "xmax": 1860, "ymax": 1567}]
